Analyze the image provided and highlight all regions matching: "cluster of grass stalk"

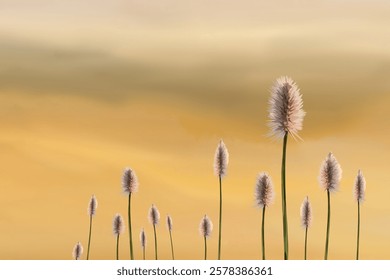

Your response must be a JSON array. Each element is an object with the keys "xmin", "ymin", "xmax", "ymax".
[{"xmin": 72, "ymin": 76, "xmax": 366, "ymax": 260}]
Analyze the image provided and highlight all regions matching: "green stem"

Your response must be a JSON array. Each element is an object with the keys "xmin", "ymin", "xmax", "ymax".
[
  {"xmin": 143, "ymin": 246, "xmax": 145, "ymax": 260},
  {"xmin": 169, "ymin": 230, "xmax": 175, "ymax": 260},
  {"xmin": 356, "ymin": 201, "xmax": 360, "ymax": 260},
  {"xmin": 218, "ymin": 175, "xmax": 222, "ymax": 260},
  {"xmin": 116, "ymin": 234, "xmax": 120, "ymax": 260},
  {"xmin": 128, "ymin": 193, "xmax": 134, "ymax": 260},
  {"xmin": 153, "ymin": 224, "xmax": 158, "ymax": 260},
  {"xmin": 324, "ymin": 190, "xmax": 331, "ymax": 260},
  {"xmin": 281, "ymin": 132, "xmax": 289, "ymax": 260},
  {"xmin": 261, "ymin": 206, "xmax": 266, "ymax": 260},
  {"xmin": 204, "ymin": 236, "xmax": 207, "ymax": 260},
  {"xmin": 87, "ymin": 215, "xmax": 92, "ymax": 260},
  {"xmin": 304, "ymin": 226, "xmax": 308, "ymax": 260}
]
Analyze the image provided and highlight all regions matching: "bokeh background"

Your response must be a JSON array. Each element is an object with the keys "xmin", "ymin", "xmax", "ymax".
[{"xmin": 0, "ymin": 0, "xmax": 389, "ymax": 260}]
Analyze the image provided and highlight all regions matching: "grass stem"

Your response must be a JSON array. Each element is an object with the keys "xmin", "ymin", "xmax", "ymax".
[
  {"xmin": 324, "ymin": 190, "xmax": 331, "ymax": 260},
  {"xmin": 281, "ymin": 132, "xmax": 289, "ymax": 260},
  {"xmin": 261, "ymin": 206, "xmax": 266, "ymax": 260},
  {"xmin": 87, "ymin": 215, "xmax": 93, "ymax": 260}
]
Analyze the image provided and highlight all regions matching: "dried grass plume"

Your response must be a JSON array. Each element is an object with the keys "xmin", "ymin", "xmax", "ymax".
[
  {"xmin": 300, "ymin": 196, "xmax": 312, "ymax": 228},
  {"xmin": 214, "ymin": 139, "xmax": 229, "ymax": 178},
  {"xmin": 88, "ymin": 194, "xmax": 97, "ymax": 217},
  {"xmin": 148, "ymin": 204, "xmax": 160, "ymax": 225},
  {"xmin": 199, "ymin": 215, "xmax": 213, "ymax": 238},
  {"xmin": 167, "ymin": 215, "xmax": 173, "ymax": 232},
  {"xmin": 113, "ymin": 213, "xmax": 125, "ymax": 235},
  {"xmin": 354, "ymin": 169, "xmax": 366, "ymax": 203},
  {"xmin": 140, "ymin": 228, "xmax": 146, "ymax": 248},
  {"xmin": 319, "ymin": 152, "xmax": 342, "ymax": 192},
  {"xmin": 122, "ymin": 167, "xmax": 139, "ymax": 194},
  {"xmin": 268, "ymin": 76, "xmax": 305, "ymax": 139},
  {"xmin": 255, "ymin": 172, "xmax": 275, "ymax": 208},
  {"xmin": 72, "ymin": 242, "xmax": 83, "ymax": 260}
]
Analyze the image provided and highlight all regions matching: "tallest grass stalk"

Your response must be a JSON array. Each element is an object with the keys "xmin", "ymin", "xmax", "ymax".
[
  {"xmin": 214, "ymin": 139, "xmax": 229, "ymax": 260},
  {"xmin": 122, "ymin": 168, "xmax": 139, "ymax": 260},
  {"xmin": 268, "ymin": 76, "xmax": 305, "ymax": 260}
]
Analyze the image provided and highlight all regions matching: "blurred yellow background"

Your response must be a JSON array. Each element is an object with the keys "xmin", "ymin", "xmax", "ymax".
[{"xmin": 0, "ymin": 0, "xmax": 389, "ymax": 260}]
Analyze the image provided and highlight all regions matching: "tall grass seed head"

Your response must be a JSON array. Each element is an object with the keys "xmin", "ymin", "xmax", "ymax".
[
  {"xmin": 167, "ymin": 215, "xmax": 173, "ymax": 232},
  {"xmin": 148, "ymin": 204, "xmax": 160, "ymax": 225},
  {"xmin": 88, "ymin": 194, "xmax": 97, "ymax": 217},
  {"xmin": 122, "ymin": 167, "xmax": 139, "ymax": 194},
  {"xmin": 214, "ymin": 139, "xmax": 229, "ymax": 178},
  {"xmin": 255, "ymin": 172, "xmax": 275, "ymax": 208},
  {"xmin": 72, "ymin": 241, "xmax": 83, "ymax": 260},
  {"xmin": 199, "ymin": 215, "xmax": 213, "ymax": 238},
  {"xmin": 113, "ymin": 213, "xmax": 125, "ymax": 235},
  {"xmin": 354, "ymin": 169, "xmax": 366, "ymax": 203},
  {"xmin": 319, "ymin": 152, "xmax": 342, "ymax": 192},
  {"xmin": 300, "ymin": 196, "xmax": 312, "ymax": 228},
  {"xmin": 140, "ymin": 228, "xmax": 146, "ymax": 248},
  {"xmin": 268, "ymin": 76, "xmax": 305, "ymax": 139}
]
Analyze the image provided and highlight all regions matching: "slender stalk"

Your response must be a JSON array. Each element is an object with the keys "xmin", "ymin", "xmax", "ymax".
[
  {"xmin": 116, "ymin": 234, "xmax": 120, "ymax": 260},
  {"xmin": 304, "ymin": 226, "xmax": 308, "ymax": 260},
  {"xmin": 324, "ymin": 190, "xmax": 331, "ymax": 260},
  {"xmin": 204, "ymin": 236, "xmax": 207, "ymax": 260},
  {"xmin": 153, "ymin": 224, "xmax": 158, "ymax": 260},
  {"xmin": 356, "ymin": 201, "xmax": 360, "ymax": 260},
  {"xmin": 218, "ymin": 175, "xmax": 222, "ymax": 260},
  {"xmin": 142, "ymin": 246, "xmax": 145, "ymax": 260},
  {"xmin": 261, "ymin": 206, "xmax": 266, "ymax": 260},
  {"xmin": 169, "ymin": 230, "xmax": 175, "ymax": 260},
  {"xmin": 128, "ymin": 193, "xmax": 134, "ymax": 260},
  {"xmin": 281, "ymin": 132, "xmax": 289, "ymax": 260},
  {"xmin": 87, "ymin": 215, "xmax": 92, "ymax": 260}
]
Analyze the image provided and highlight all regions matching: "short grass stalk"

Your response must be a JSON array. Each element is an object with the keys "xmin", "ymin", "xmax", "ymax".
[
  {"xmin": 324, "ymin": 190, "xmax": 331, "ymax": 260},
  {"xmin": 87, "ymin": 215, "xmax": 93, "ymax": 260},
  {"xmin": 218, "ymin": 175, "xmax": 222, "ymax": 260},
  {"xmin": 153, "ymin": 224, "xmax": 158, "ymax": 260},
  {"xmin": 356, "ymin": 201, "xmax": 360, "ymax": 260},
  {"xmin": 169, "ymin": 230, "xmax": 175, "ymax": 260},
  {"xmin": 261, "ymin": 206, "xmax": 266, "ymax": 260},
  {"xmin": 304, "ymin": 226, "xmax": 308, "ymax": 260},
  {"xmin": 116, "ymin": 234, "xmax": 120, "ymax": 260},
  {"xmin": 204, "ymin": 236, "xmax": 207, "ymax": 260},
  {"xmin": 128, "ymin": 193, "xmax": 134, "ymax": 260}
]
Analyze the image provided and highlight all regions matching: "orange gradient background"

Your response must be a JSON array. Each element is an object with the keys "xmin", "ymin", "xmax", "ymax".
[{"xmin": 0, "ymin": 0, "xmax": 389, "ymax": 260}]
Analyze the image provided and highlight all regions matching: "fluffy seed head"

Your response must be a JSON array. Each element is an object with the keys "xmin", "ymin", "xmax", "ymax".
[
  {"xmin": 214, "ymin": 139, "xmax": 229, "ymax": 178},
  {"xmin": 300, "ymin": 196, "xmax": 312, "ymax": 228},
  {"xmin": 255, "ymin": 172, "xmax": 275, "ymax": 208},
  {"xmin": 199, "ymin": 215, "xmax": 213, "ymax": 238},
  {"xmin": 148, "ymin": 204, "xmax": 160, "ymax": 225},
  {"xmin": 113, "ymin": 213, "xmax": 125, "ymax": 236},
  {"xmin": 72, "ymin": 242, "xmax": 83, "ymax": 260},
  {"xmin": 354, "ymin": 169, "xmax": 366, "ymax": 203},
  {"xmin": 88, "ymin": 194, "xmax": 97, "ymax": 217},
  {"xmin": 319, "ymin": 152, "xmax": 342, "ymax": 192},
  {"xmin": 268, "ymin": 76, "xmax": 305, "ymax": 139},
  {"xmin": 140, "ymin": 228, "xmax": 146, "ymax": 248},
  {"xmin": 122, "ymin": 167, "xmax": 139, "ymax": 194},
  {"xmin": 167, "ymin": 215, "xmax": 173, "ymax": 232}
]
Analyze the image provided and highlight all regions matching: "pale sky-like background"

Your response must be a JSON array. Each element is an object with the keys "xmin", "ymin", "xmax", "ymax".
[{"xmin": 0, "ymin": 0, "xmax": 389, "ymax": 260}]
